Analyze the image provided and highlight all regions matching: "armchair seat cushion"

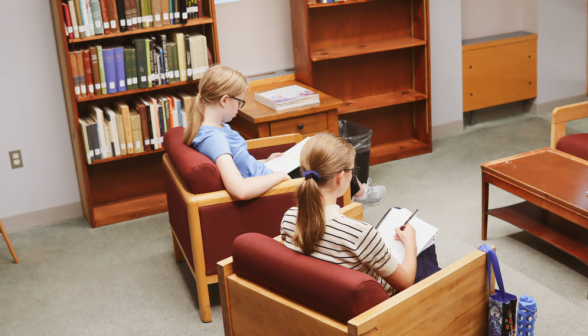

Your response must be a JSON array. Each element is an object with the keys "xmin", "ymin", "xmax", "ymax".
[
  {"xmin": 232, "ymin": 233, "xmax": 390, "ymax": 323},
  {"xmin": 556, "ymin": 133, "xmax": 588, "ymax": 161}
]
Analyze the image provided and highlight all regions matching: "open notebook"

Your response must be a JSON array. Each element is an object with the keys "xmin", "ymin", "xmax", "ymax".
[
  {"xmin": 376, "ymin": 208, "xmax": 438, "ymax": 263},
  {"xmin": 263, "ymin": 137, "xmax": 311, "ymax": 173}
]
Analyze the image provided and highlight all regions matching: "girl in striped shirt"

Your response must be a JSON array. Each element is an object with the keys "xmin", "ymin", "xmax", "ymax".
[{"xmin": 281, "ymin": 133, "xmax": 427, "ymax": 295}]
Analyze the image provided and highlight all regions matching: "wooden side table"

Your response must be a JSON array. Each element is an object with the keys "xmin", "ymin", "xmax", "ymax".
[{"xmin": 230, "ymin": 74, "xmax": 343, "ymax": 139}]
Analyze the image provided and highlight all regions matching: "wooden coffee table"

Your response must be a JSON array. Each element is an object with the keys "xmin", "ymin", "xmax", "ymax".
[{"xmin": 482, "ymin": 148, "xmax": 588, "ymax": 268}]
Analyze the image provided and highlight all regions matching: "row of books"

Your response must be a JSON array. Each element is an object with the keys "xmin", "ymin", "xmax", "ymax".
[
  {"xmin": 315, "ymin": 0, "xmax": 346, "ymax": 3},
  {"xmin": 79, "ymin": 93, "xmax": 194, "ymax": 163},
  {"xmin": 61, "ymin": 0, "xmax": 202, "ymax": 40},
  {"xmin": 69, "ymin": 33, "xmax": 210, "ymax": 98}
]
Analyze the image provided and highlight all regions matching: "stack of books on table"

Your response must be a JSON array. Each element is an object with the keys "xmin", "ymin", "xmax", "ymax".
[{"xmin": 254, "ymin": 85, "xmax": 320, "ymax": 111}]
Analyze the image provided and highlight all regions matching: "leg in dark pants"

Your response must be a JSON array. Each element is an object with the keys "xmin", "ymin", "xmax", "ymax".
[{"xmin": 414, "ymin": 244, "xmax": 441, "ymax": 283}]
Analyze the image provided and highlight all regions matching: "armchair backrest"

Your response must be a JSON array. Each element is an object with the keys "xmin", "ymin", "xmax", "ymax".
[
  {"xmin": 164, "ymin": 127, "xmax": 225, "ymax": 195},
  {"xmin": 232, "ymin": 233, "xmax": 390, "ymax": 323}
]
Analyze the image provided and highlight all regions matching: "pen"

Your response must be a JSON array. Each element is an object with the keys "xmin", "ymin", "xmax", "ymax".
[
  {"xmin": 400, "ymin": 209, "xmax": 419, "ymax": 231},
  {"xmin": 375, "ymin": 208, "xmax": 392, "ymax": 229}
]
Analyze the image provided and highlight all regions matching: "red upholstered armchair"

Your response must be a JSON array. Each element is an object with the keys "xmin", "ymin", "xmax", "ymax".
[
  {"xmin": 551, "ymin": 102, "xmax": 588, "ymax": 161},
  {"xmin": 218, "ymin": 204, "xmax": 495, "ymax": 336},
  {"xmin": 163, "ymin": 127, "xmax": 350, "ymax": 322}
]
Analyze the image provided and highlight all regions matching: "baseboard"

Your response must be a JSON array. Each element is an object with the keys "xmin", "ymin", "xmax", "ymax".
[
  {"xmin": 432, "ymin": 120, "xmax": 464, "ymax": 140},
  {"xmin": 1, "ymin": 202, "xmax": 83, "ymax": 234},
  {"xmin": 533, "ymin": 95, "xmax": 588, "ymax": 116}
]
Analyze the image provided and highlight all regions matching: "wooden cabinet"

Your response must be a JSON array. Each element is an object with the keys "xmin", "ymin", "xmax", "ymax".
[
  {"xmin": 463, "ymin": 31, "xmax": 538, "ymax": 112},
  {"xmin": 230, "ymin": 75, "xmax": 342, "ymax": 140},
  {"xmin": 290, "ymin": 0, "xmax": 432, "ymax": 164}
]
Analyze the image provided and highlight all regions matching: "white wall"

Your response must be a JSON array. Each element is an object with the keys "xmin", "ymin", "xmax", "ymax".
[
  {"xmin": 0, "ymin": 1, "xmax": 80, "ymax": 220},
  {"xmin": 430, "ymin": 0, "xmax": 464, "ymax": 127},
  {"xmin": 536, "ymin": 0, "xmax": 587, "ymax": 104},
  {"xmin": 462, "ymin": 0, "xmax": 524, "ymax": 39},
  {"xmin": 215, "ymin": 0, "xmax": 294, "ymax": 76}
]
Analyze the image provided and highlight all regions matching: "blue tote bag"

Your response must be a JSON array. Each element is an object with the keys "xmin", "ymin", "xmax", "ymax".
[{"xmin": 479, "ymin": 244, "xmax": 518, "ymax": 336}]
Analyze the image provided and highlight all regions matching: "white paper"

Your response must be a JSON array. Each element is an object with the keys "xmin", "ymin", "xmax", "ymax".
[
  {"xmin": 187, "ymin": 68, "xmax": 192, "ymax": 76},
  {"xmin": 109, "ymin": 82, "xmax": 115, "ymax": 89},
  {"xmin": 163, "ymin": 13, "xmax": 169, "ymax": 20},
  {"xmin": 68, "ymin": 27, "xmax": 73, "ymax": 33},
  {"xmin": 104, "ymin": 21, "xmax": 110, "ymax": 29},
  {"xmin": 264, "ymin": 137, "xmax": 311, "ymax": 174},
  {"xmin": 136, "ymin": 141, "xmax": 141, "ymax": 149},
  {"xmin": 145, "ymin": 139, "xmax": 150, "ymax": 145},
  {"xmin": 182, "ymin": 12, "xmax": 188, "ymax": 19},
  {"xmin": 88, "ymin": 85, "xmax": 94, "ymax": 93},
  {"xmin": 132, "ymin": 77, "xmax": 138, "ymax": 84},
  {"xmin": 137, "ymin": 16, "xmax": 142, "ymax": 23},
  {"xmin": 377, "ymin": 208, "xmax": 439, "ymax": 263},
  {"xmin": 95, "ymin": 83, "xmax": 101, "ymax": 90},
  {"xmin": 120, "ymin": 19, "xmax": 126, "ymax": 27},
  {"xmin": 110, "ymin": 20, "xmax": 117, "ymax": 28},
  {"xmin": 95, "ymin": 20, "xmax": 101, "ymax": 28},
  {"xmin": 174, "ymin": 12, "xmax": 180, "ymax": 18},
  {"xmin": 81, "ymin": 86, "xmax": 86, "ymax": 94},
  {"xmin": 128, "ymin": 142, "xmax": 133, "ymax": 149},
  {"xmin": 127, "ymin": 19, "xmax": 132, "ymax": 26},
  {"xmin": 132, "ymin": 17, "xmax": 138, "ymax": 24},
  {"xmin": 119, "ymin": 80, "xmax": 125, "ymax": 87},
  {"xmin": 95, "ymin": 149, "xmax": 100, "ymax": 155},
  {"xmin": 121, "ymin": 143, "xmax": 126, "ymax": 150},
  {"xmin": 101, "ymin": 82, "xmax": 106, "ymax": 88},
  {"xmin": 174, "ymin": 70, "xmax": 180, "ymax": 78},
  {"xmin": 155, "ymin": 14, "xmax": 161, "ymax": 21},
  {"xmin": 127, "ymin": 78, "xmax": 132, "ymax": 85},
  {"xmin": 75, "ymin": 87, "xmax": 81, "ymax": 95}
]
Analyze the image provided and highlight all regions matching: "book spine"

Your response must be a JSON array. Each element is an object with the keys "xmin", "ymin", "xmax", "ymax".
[
  {"xmin": 169, "ymin": 0, "xmax": 174, "ymax": 24},
  {"xmin": 116, "ymin": 0, "xmax": 127, "ymax": 32},
  {"xmin": 175, "ymin": 34, "xmax": 187, "ymax": 81},
  {"xmin": 137, "ymin": 105, "xmax": 152, "ymax": 151},
  {"xmin": 114, "ymin": 47, "xmax": 127, "ymax": 92},
  {"xmin": 62, "ymin": 3, "xmax": 75, "ymax": 40},
  {"xmin": 175, "ymin": 97, "xmax": 183, "ymax": 127},
  {"xmin": 97, "ymin": 45, "xmax": 108, "ymax": 94},
  {"xmin": 157, "ymin": 104, "xmax": 165, "ymax": 138},
  {"xmin": 73, "ymin": 0, "xmax": 85, "ymax": 38},
  {"xmin": 160, "ymin": 35, "xmax": 169, "ymax": 83},
  {"xmin": 172, "ymin": 43, "xmax": 179, "ymax": 83},
  {"xmin": 79, "ymin": 120, "xmax": 92, "ymax": 164},
  {"xmin": 152, "ymin": 0, "xmax": 162, "ymax": 27},
  {"xmin": 114, "ymin": 114, "xmax": 127, "ymax": 155},
  {"xmin": 124, "ymin": 49, "xmax": 134, "ymax": 90},
  {"xmin": 90, "ymin": 0, "xmax": 104, "ymax": 35},
  {"xmin": 173, "ymin": 0, "xmax": 180, "ymax": 24},
  {"xmin": 99, "ymin": 0, "xmax": 110, "ymax": 34},
  {"xmin": 84, "ymin": 0, "xmax": 95, "ymax": 36},
  {"xmin": 146, "ymin": 39, "xmax": 152, "ymax": 87},
  {"xmin": 179, "ymin": 0, "xmax": 187, "ymax": 24},
  {"xmin": 135, "ymin": 39, "xmax": 148, "ymax": 88},
  {"xmin": 163, "ymin": 99, "xmax": 170, "ymax": 131},
  {"xmin": 161, "ymin": 0, "xmax": 170, "ymax": 25},
  {"xmin": 157, "ymin": 48, "xmax": 166, "ymax": 85},
  {"xmin": 89, "ymin": 47, "xmax": 102, "ymax": 96},
  {"xmin": 87, "ymin": 122, "xmax": 99, "ymax": 162},
  {"xmin": 151, "ymin": 37, "xmax": 158, "ymax": 86},
  {"xmin": 79, "ymin": 0, "xmax": 89, "ymax": 37},
  {"xmin": 184, "ymin": 34, "xmax": 192, "ymax": 81},
  {"xmin": 68, "ymin": 1, "xmax": 80, "ymax": 39},
  {"xmin": 82, "ymin": 49, "xmax": 95, "ymax": 97},
  {"xmin": 197, "ymin": 0, "xmax": 202, "ymax": 18},
  {"xmin": 130, "ymin": 113, "xmax": 145, "ymax": 153},
  {"xmin": 120, "ymin": 104, "xmax": 134, "ymax": 154},
  {"xmin": 146, "ymin": 105, "xmax": 155, "ymax": 150},
  {"xmin": 136, "ymin": 0, "xmax": 144, "ymax": 28},
  {"xmin": 103, "ymin": 48, "xmax": 117, "ymax": 94},
  {"xmin": 123, "ymin": 0, "xmax": 133, "ymax": 30},
  {"xmin": 69, "ymin": 52, "xmax": 81, "ymax": 97},
  {"xmin": 130, "ymin": 0, "xmax": 139, "ymax": 29},
  {"xmin": 105, "ymin": 0, "xmax": 119, "ymax": 33},
  {"xmin": 130, "ymin": 49, "xmax": 138, "ymax": 89}
]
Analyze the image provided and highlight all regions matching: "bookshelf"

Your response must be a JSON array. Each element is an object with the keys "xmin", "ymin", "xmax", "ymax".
[
  {"xmin": 291, "ymin": 0, "xmax": 432, "ymax": 164},
  {"xmin": 51, "ymin": 0, "xmax": 220, "ymax": 228}
]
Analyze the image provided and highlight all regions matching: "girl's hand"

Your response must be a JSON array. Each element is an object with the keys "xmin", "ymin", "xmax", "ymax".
[
  {"xmin": 267, "ymin": 153, "xmax": 284, "ymax": 162},
  {"xmin": 394, "ymin": 224, "xmax": 417, "ymax": 251}
]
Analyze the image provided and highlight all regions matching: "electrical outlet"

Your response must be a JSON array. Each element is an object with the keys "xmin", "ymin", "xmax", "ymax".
[{"xmin": 9, "ymin": 150, "xmax": 23, "ymax": 169}]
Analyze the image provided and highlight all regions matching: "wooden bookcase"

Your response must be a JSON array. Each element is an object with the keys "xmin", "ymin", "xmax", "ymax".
[
  {"xmin": 290, "ymin": 0, "xmax": 432, "ymax": 164},
  {"xmin": 50, "ymin": 0, "xmax": 220, "ymax": 227}
]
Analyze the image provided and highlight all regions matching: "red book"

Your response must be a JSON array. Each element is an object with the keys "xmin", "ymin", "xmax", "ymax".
[
  {"xmin": 62, "ymin": 3, "xmax": 74, "ymax": 39},
  {"xmin": 82, "ymin": 49, "xmax": 95, "ymax": 98},
  {"xmin": 99, "ymin": 0, "xmax": 111, "ymax": 34},
  {"xmin": 197, "ymin": 0, "xmax": 203, "ymax": 18}
]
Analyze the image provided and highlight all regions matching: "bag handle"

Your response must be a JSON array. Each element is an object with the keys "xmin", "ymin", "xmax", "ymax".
[{"xmin": 478, "ymin": 244, "xmax": 507, "ymax": 302}]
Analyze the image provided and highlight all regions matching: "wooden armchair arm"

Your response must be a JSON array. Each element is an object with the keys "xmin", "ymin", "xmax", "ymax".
[
  {"xmin": 246, "ymin": 133, "xmax": 304, "ymax": 150},
  {"xmin": 340, "ymin": 202, "xmax": 363, "ymax": 221},
  {"xmin": 551, "ymin": 102, "xmax": 588, "ymax": 148},
  {"xmin": 348, "ymin": 247, "xmax": 494, "ymax": 336}
]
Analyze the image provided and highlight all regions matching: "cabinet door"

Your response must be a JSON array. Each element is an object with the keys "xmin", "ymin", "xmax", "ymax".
[{"xmin": 463, "ymin": 38, "xmax": 537, "ymax": 112}]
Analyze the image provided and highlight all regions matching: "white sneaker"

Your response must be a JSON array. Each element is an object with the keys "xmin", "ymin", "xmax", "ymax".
[{"xmin": 354, "ymin": 178, "xmax": 387, "ymax": 207}]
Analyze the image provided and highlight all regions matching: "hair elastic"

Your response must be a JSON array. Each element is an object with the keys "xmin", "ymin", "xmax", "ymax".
[{"xmin": 303, "ymin": 170, "xmax": 321, "ymax": 181}]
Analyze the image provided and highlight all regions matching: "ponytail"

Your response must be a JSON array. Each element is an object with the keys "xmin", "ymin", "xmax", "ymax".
[
  {"xmin": 293, "ymin": 133, "xmax": 356, "ymax": 254},
  {"xmin": 294, "ymin": 178, "xmax": 326, "ymax": 254},
  {"xmin": 183, "ymin": 94, "xmax": 205, "ymax": 145}
]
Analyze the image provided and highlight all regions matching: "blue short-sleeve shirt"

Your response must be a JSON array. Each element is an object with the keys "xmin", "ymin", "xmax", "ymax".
[{"xmin": 192, "ymin": 123, "xmax": 274, "ymax": 178}]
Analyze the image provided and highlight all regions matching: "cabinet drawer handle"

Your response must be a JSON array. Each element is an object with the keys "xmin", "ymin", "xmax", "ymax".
[{"xmin": 298, "ymin": 123, "xmax": 304, "ymax": 130}]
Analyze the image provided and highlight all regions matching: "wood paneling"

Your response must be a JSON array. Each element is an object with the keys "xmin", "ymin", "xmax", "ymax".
[
  {"xmin": 93, "ymin": 193, "xmax": 167, "ymax": 227},
  {"xmin": 338, "ymin": 90, "xmax": 427, "ymax": 115},
  {"xmin": 311, "ymin": 37, "xmax": 426, "ymax": 62},
  {"xmin": 463, "ymin": 34, "xmax": 538, "ymax": 112}
]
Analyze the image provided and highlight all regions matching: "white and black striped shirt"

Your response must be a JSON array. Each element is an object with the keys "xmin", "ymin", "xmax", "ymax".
[{"xmin": 281, "ymin": 205, "xmax": 399, "ymax": 296}]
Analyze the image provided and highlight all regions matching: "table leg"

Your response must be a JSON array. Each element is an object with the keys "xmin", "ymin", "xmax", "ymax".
[{"xmin": 482, "ymin": 176, "xmax": 489, "ymax": 241}]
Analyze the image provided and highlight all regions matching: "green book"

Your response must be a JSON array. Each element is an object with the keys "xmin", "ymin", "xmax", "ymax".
[
  {"xmin": 171, "ymin": 42, "xmax": 179, "ymax": 83},
  {"xmin": 129, "ymin": 49, "xmax": 138, "ymax": 90},
  {"xmin": 135, "ymin": 39, "xmax": 149, "ymax": 88},
  {"xmin": 146, "ymin": 39, "xmax": 152, "ymax": 87},
  {"xmin": 124, "ymin": 48, "xmax": 133, "ymax": 91},
  {"xmin": 166, "ymin": 43, "xmax": 174, "ymax": 83},
  {"xmin": 89, "ymin": 0, "xmax": 104, "ymax": 35},
  {"xmin": 96, "ymin": 45, "xmax": 107, "ymax": 94}
]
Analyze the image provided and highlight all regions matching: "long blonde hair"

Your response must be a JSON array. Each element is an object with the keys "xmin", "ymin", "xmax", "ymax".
[
  {"xmin": 183, "ymin": 65, "xmax": 249, "ymax": 145},
  {"xmin": 294, "ymin": 133, "xmax": 356, "ymax": 254}
]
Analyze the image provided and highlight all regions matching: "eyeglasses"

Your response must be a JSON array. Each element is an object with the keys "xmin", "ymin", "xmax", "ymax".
[
  {"xmin": 344, "ymin": 167, "xmax": 360, "ymax": 177},
  {"xmin": 231, "ymin": 97, "xmax": 246, "ymax": 109}
]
